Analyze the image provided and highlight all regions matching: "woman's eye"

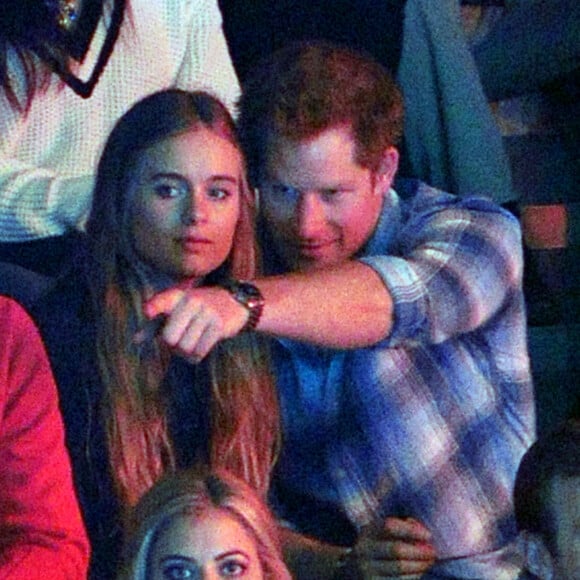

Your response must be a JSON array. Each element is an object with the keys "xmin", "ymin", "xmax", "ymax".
[
  {"xmin": 219, "ymin": 558, "xmax": 247, "ymax": 577},
  {"xmin": 154, "ymin": 183, "xmax": 186, "ymax": 199},
  {"xmin": 162, "ymin": 563, "xmax": 197, "ymax": 580},
  {"xmin": 208, "ymin": 187, "xmax": 232, "ymax": 201}
]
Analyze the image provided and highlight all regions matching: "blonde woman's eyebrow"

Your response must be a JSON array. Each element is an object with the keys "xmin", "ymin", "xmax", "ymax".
[{"xmin": 215, "ymin": 549, "xmax": 250, "ymax": 562}]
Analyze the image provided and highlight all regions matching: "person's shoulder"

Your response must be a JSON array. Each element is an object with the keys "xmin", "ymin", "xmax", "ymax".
[
  {"xmin": 0, "ymin": 263, "xmax": 53, "ymax": 311},
  {"xmin": 0, "ymin": 295, "xmax": 30, "ymax": 330},
  {"xmin": 394, "ymin": 179, "xmax": 463, "ymax": 215},
  {"xmin": 0, "ymin": 296, "xmax": 44, "ymax": 381},
  {"xmin": 0, "ymin": 295, "xmax": 50, "ymax": 348},
  {"xmin": 395, "ymin": 177, "xmax": 517, "ymax": 222}
]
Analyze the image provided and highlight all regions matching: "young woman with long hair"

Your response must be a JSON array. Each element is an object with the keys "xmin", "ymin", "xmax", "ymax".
[{"xmin": 32, "ymin": 89, "xmax": 280, "ymax": 579}]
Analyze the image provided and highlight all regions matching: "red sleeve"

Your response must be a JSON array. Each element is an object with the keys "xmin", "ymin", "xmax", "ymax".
[{"xmin": 0, "ymin": 297, "xmax": 89, "ymax": 579}]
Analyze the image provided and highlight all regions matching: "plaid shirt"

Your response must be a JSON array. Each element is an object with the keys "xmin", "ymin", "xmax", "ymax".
[{"xmin": 272, "ymin": 180, "xmax": 535, "ymax": 579}]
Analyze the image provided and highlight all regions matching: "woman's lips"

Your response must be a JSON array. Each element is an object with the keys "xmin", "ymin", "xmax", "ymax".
[{"xmin": 180, "ymin": 236, "xmax": 212, "ymax": 251}]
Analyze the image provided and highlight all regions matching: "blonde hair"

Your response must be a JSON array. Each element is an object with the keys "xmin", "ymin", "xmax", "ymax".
[
  {"xmin": 85, "ymin": 89, "xmax": 280, "ymax": 508},
  {"xmin": 118, "ymin": 468, "xmax": 291, "ymax": 580}
]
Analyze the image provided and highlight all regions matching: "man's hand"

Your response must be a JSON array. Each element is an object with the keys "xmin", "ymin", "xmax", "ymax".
[
  {"xmin": 344, "ymin": 518, "xmax": 436, "ymax": 579},
  {"xmin": 139, "ymin": 286, "xmax": 249, "ymax": 361}
]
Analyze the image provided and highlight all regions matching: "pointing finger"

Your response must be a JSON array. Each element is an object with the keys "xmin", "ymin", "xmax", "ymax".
[{"xmin": 143, "ymin": 288, "xmax": 186, "ymax": 319}]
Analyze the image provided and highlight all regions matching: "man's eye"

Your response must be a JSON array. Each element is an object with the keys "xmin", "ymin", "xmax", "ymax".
[
  {"xmin": 271, "ymin": 184, "xmax": 300, "ymax": 198},
  {"xmin": 321, "ymin": 189, "xmax": 340, "ymax": 201},
  {"xmin": 219, "ymin": 559, "xmax": 247, "ymax": 577},
  {"xmin": 154, "ymin": 184, "xmax": 186, "ymax": 199}
]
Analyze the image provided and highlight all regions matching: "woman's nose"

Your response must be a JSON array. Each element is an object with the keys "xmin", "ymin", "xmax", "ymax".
[
  {"xmin": 181, "ymin": 192, "xmax": 207, "ymax": 225},
  {"xmin": 201, "ymin": 567, "xmax": 220, "ymax": 580}
]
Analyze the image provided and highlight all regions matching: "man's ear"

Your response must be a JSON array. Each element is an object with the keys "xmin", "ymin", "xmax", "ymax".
[
  {"xmin": 375, "ymin": 147, "xmax": 399, "ymax": 193},
  {"xmin": 519, "ymin": 531, "xmax": 554, "ymax": 580}
]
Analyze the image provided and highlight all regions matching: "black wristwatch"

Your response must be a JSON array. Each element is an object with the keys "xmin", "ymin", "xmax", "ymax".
[{"xmin": 221, "ymin": 279, "xmax": 264, "ymax": 332}]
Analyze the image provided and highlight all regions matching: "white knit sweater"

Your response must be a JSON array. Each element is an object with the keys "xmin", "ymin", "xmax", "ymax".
[{"xmin": 0, "ymin": 0, "xmax": 241, "ymax": 241}]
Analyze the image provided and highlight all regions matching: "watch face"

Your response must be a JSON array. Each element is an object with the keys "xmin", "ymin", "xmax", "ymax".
[
  {"xmin": 225, "ymin": 280, "xmax": 259, "ymax": 301},
  {"xmin": 235, "ymin": 282, "xmax": 263, "ymax": 308},
  {"xmin": 225, "ymin": 280, "xmax": 264, "ymax": 331},
  {"xmin": 238, "ymin": 282, "xmax": 261, "ymax": 298}
]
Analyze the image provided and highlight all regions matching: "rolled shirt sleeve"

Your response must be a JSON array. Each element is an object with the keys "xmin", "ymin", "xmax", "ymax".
[{"xmin": 360, "ymin": 186, "xmax": 524, "ymax": 346}]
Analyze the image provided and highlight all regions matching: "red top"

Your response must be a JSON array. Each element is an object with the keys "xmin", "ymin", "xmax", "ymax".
[{"xmin": 0, "ymin": 296, "xmax": 89, "ymax": 579}]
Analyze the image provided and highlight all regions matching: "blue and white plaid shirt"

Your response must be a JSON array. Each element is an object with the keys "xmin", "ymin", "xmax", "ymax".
[{"xmin": 271, "ymin": 180, "xmax": 535, "ymax": 579}]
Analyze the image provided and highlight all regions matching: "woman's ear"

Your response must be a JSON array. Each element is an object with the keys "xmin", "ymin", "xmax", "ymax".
[
  {"xmin": 519, "ymin": 530, "xmax": 554, "ymax": 580},
  {"xmin": 375, "ymin": 146, "xmax": 399, "ymax": 194}
]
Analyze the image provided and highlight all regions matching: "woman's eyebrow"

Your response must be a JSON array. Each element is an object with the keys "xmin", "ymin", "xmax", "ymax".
[
  {"xmin": 160, "ymin": 554, "xmax": 198, "ymax": 565},
  {"xmin": 209, "ymin": 174, "xmax": 239, "ymax": 184},
  {"xmin": 215, "ymin": 549, "xmax": 250, "ymax": 561},
  {"xmin": 147, "ymin": 172, "xmax": 239, "ymax": 185},
  {"xmin": 149, "ymin": 172, "xmax": 185, "ymax": 181}
]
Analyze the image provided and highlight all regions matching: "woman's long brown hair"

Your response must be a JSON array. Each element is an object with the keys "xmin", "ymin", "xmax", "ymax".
[{"xmin": 86, "ymin": 89, "xmax": 280, "ymax": 509}]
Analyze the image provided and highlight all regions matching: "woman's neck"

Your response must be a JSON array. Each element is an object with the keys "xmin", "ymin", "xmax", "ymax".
[{"xmin": 139, "ymin": 268, "xmax": 203, "ymax": 299}]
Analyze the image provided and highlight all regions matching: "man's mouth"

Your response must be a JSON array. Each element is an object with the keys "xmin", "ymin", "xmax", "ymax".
[{"xmin": 298, "ymin": 239, "xmax": 337, "ymax": 258}]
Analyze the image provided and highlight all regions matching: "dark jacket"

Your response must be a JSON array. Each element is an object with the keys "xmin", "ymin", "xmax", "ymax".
[{"xmin": 31, "ymin": 269, "xmax": 210, "ymax": 579}]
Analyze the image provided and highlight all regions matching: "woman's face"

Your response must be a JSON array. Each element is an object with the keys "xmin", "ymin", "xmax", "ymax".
[
  {"xmin": 149, "ymin": 508, "xmax": 264, "ymax": 579},
  {"xmin": 129, "ymin": 127, "xmax": 243, "ymax": 287}
]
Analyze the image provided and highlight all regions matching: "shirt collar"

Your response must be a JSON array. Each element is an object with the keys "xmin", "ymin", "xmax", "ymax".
[{"xmin": 360, "ymin": 187, "xmax": 402, "ymax": 258}]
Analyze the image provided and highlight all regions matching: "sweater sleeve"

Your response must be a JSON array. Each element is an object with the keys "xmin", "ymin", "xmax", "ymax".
[
  {"xmin": 175, "ymin": 0, "xmax": 241, "ymax": 115},
  {"xmin": 0, "ymin": 297, "xmax": 89, "ymax": 579},
  {"xmin": 0, "ymin": 157, "xmax": 94, "ymax": 241},
  {"xmin": 397, "ymin": 0, "xmax": 515, "ymax": 203},
  {"xmin": 0, "ymin": 56, "xmax": 97, "ymax": 241}
]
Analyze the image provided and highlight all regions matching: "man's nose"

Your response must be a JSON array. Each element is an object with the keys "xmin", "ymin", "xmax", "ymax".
[{"xmin": 297, "ymin": 192, "xmax": 326, "ymax": 237}]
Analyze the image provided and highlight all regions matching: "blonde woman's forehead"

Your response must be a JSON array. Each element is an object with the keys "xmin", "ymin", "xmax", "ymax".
[{"xmin": 148, "ymin": 509, "xmax": 264, "ymax": 580}]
